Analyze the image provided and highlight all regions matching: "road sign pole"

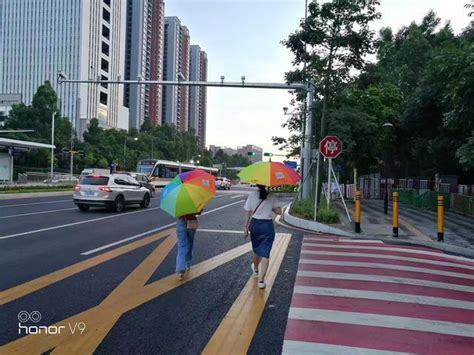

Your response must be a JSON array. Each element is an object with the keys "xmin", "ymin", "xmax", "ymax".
[
  {"xmin": 327, "ymin": 158, "xmax": 332, "ymax": 206},
  {"xmin": 313, "ymin": 150, "xmax": 320, "ymax": 221},
  {"xmin": 70, "ymin": 151, "xmax": 73, "ymax": 181}
]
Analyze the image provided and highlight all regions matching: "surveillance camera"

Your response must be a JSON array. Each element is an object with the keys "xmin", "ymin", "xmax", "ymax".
[
  {"xmin": 241, "ymin": 76, "xmax": 246, "ymax": 82},
  {"xmin": 137, "ymin": 75, "xmax": 143, "ymax": 81},
  {"xmin": 220, "ymin": 75, "xmax": 225, "ymax": 83},
  {"xmin": 283, "ymin": 107, "xmax": 288, "ymax": 114},
  {"xmin": 57, "ymin": 71, "xmax": 68, "ymax": 81}
]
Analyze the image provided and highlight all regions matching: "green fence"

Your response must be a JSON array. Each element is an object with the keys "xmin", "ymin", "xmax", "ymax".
[{"xmin": 451, "ymin": 194, "xmax": 474, "ymax": 217}]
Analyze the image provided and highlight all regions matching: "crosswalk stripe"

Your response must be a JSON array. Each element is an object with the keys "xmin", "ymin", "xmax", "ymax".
[
  {"xmin": 300, "ymin": 250, "xmax": 474, "ymax": 271},
  {"xmin": 282, "ymin": 340, "xmax": 413, "ymax": 355},
  {"xmin": 297, "ymin": 270, "xmax": 474, "ymax": 293},
  {"xmin": 288, "ymin": 307, "xmax": 474, "ymax": 337},
  {"xmin": 299, "ymin": 259, "xmax": 474, "ymax": 280},
  {"xmin": 302, "ymin": 243, "xmax": 474, "ymax": 264},
  {"xmin": 293, "ymin": 286, "xmax": 474, "ymax": 310},
  {"xmin": 304, "ymin": 237, "xmax": 384, "ymax": 244}
]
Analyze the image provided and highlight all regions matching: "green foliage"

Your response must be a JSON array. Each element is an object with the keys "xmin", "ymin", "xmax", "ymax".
[
  {"xmin": 414, "ymin": 191, "xmax": 451, "ymax": 210},
  {"xmin": 290, "ymin": 197, "xmax": 341, "ymax": 224},
  {"xmin": 0, "ymin": 185, "xmax": 74, "ymax": 194}
]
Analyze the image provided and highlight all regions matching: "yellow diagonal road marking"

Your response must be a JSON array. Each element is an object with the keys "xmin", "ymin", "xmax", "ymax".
[
  {"xmin": 203, "ymin": 233, "xmax": 292, "ymax": 354},
  {"xmin": 0, "ymin": 239, "xmax": 253, "ymax": 354},
  {"xmin": 0, "ymin": 229, "xmax": 173, "ymax": 306}
]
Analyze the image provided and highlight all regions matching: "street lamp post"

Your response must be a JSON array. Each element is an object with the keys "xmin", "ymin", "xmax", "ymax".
[
  {"xmin": 151, "ymin": 137, "xmax": 154, "ymax": 159},
  {"xmin": 190, "ymin": 154, "xmax": 201, "ymax": 164},
  {"xmin": 383, "ymin": 123, "xmax": 394, "ymax": 215},
  {"xmin": 50, "ymin": 110, "xmax": 55, "ymax": 179},
  {"xmin": 123, "ymin": 137, "xmax": 138, "ymax": 170}
]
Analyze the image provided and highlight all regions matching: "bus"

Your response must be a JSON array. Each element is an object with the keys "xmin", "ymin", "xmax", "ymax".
[
  {"xmin": 136, "ymin": 159, "xmax": 159, "ymax": 175},
  {"xmin": 143, "ymin": 159, "xmax": 219, "ymax": 188}
]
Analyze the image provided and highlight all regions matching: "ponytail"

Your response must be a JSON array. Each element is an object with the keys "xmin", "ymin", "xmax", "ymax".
[{"xmin": 257, "ymin": 184, "xmax": 267, "ymax": 200}]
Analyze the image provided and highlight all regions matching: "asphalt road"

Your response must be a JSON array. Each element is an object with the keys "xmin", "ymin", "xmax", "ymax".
[{"xmin": 0, "ymin": 185, "xmax": 302, "ymax": 354}]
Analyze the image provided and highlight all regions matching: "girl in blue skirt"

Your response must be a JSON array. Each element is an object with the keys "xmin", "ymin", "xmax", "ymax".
[{"xmin": 243, "ymin": 185, "xmax": 283, "ymax": 289}]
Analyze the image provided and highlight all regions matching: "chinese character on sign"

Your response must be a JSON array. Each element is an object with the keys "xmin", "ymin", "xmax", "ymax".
[{"xmin": 319, "ymin": 136, "xmax": 343, "ymax": 159}]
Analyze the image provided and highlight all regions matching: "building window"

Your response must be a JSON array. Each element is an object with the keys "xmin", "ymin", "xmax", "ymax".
[
  {"xmin": 101, "ymin": 58, "xmax": 109, "ymax": 72},
  {"xmin": 101, "ymin": 75, "xmax": 108, "ymax": 89},
  {"xmin": 101, "ymin": 42, "xmax": 109, "ymax": 56},
  {"xmin": 103, "ymin": 0, "xmax": 111, "ymax": 6},
  {"xmin": 102, "ymin": 25, "xmax": 110, "ymax": 40},
  {"xmin": 102, "ymin": 8, "xmax": 111, "ymax": 23},
  {"xmin": 100, "ymin": 92, "xmax": 108, "ymax": 105}
]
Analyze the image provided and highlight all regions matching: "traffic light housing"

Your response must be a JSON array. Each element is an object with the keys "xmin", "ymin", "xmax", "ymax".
[
  {"xmin": 263, "ymin": 153, "xmax": 273, "ymax": 157},
  {"xmin": 247, "ymin": 152, "xmax": 256, "ymax": 156}
]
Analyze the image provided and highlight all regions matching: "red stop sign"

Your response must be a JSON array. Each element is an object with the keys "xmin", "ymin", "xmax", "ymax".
[{"xmin": 319, "ymin": 135, "xmax": 343, "ymax": 159}]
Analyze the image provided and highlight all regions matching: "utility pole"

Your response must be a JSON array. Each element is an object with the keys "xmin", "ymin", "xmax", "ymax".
[{"xmin": 50, "ymin": 110, "xmax": 55, "ymax": 179}]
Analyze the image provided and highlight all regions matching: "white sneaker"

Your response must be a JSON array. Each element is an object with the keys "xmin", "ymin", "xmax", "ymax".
[
  {"xmin": 251, "ymin": 263, "xmax": 258, "ymax": 277},
  {"xmin": 258, "ymin": 281, "xmax": 266, "ymax": 289}
]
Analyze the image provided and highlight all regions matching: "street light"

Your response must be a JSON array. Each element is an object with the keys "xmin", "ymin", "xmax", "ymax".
[
  {"xmin": 50, "ymin": 109, "xmax": 55, "ymax": 179},
  {"xmin": 123, "ymin": 137, "xmax": 138, "ymax": 170},
  {"xmin": 190, "ymin": 154, "xmax": 201, "ymax": 164},
  {"xmin": 382, "ymin": 122, "xmax": 394, "ymax": 215}
]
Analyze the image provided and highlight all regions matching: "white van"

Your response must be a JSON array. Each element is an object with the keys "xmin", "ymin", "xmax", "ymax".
[{"xmin": 80, "ymin": 168, "xmax": 110, "ymax": 178}]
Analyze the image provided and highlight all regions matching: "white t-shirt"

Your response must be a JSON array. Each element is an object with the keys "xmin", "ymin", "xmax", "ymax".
[{"xmin": 243, "ymin": 191, "xmax": 284, "ymax": 220}]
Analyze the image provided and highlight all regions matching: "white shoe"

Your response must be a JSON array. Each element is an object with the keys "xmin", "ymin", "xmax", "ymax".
[
  {"xmin": 251, "ymin": 263, "xmax": 258, "ymax": 277},
  {"xmin": 258, "ymin": 281, "xmax": 266, "ymax": 289}
]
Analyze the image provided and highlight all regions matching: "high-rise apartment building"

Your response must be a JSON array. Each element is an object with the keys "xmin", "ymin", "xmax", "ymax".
[
  {"xmin": 0, "ymin": 0, "xmax": 129, "ymax": 135},
  {"xmin": 238, "ymin": 145, "xmax": 263, "ymax": 163},
  {"xmin": 124, "ymin": 0, "xmax": 164, "ymax": 129},
  {"xmin": 162, "ymin": 16, "xmax": 190, "ymax": 130},
  {"xmin": 188, "ymin": 46, "xmax": 208, "ymax": 147}
]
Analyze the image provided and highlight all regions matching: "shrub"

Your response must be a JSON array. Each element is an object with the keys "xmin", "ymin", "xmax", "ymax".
[{"xmin": 290, "ymin": 197, "xmax": 341, "ymax": 224}]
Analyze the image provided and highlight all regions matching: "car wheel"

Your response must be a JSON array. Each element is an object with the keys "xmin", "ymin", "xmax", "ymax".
[
  {"xmin": 78, "ymin": 204, "xmax": 90, "ymax": 212},
  {"xmin": 114, "ymin": 195, "xmax": 125, "ymax": 212},
  {"xmin": 140, "ymin": 193, "xmax": 150, "ymax": 208}
]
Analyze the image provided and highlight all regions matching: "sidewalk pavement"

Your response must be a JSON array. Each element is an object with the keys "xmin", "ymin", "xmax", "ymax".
[
  {"xmin": 282, "ymin": 233, "xmax": 474, "ymax": 354},
  {"xmin": 334, "ymin": 200, "xmax": 433, "ymax": 242}
]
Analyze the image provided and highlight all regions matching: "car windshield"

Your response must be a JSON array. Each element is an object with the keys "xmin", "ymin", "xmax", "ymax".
[{"xmin": 80, "ymin": 176, "xmax": 109, "ymax": 185}]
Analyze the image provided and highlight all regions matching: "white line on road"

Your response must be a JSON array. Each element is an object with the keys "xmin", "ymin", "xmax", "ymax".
[
  {"xmin": 198, "ymin": 229, "xmax": 243, "ymax": 234},
  {"xmin": 230, "ymin": 195, "xmax": 244, "ymax": 199},
  {"xmin": 299, "ymin": 259, "xmax": 474, "ymax": 280},
  {"xmin": 297, "ymin": 270, "xmax": 474, "ymax": 293},
  {"xmin": 301, "ymin": 250, "xmax": 474, "ymax": 271},
  {"xmin": 0, "ymin": 207, "xmax": 77, "ymax": 219},
  {"xmin": 80, "ymin": 199, "xmax": 245, "ymax": 255},
  {"xmin": 293, "ymin": 286, "xmax": 474, "ymax": 310},
  {"xmin": 282, "ymin": 340, "xmax": 413, "ymax": 355},
  {"xmin": 0, "ymin": 199, "xmax": 71, "ymax": 208},
  {"xmin": 288, "ymin": 307, "xmax": 474, "ymax": 338},
  {"xmin": 0, "ymin": 207, "xmax": 162, "ymax": 241}
]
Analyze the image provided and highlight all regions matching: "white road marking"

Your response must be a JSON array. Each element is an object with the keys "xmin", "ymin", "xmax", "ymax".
[
  {"xmin": 297, "ymin": 270, "xmax": 474, "ymax": 293},
  {"xmin": 293, "ymin": 286, "xmax": 474, "ymax": 310},
  {"xmin": 198, "ymin": 229, "xmax": 243, "ymax": 234},
  {"xmin": 299, "ymin": 259, "xmax": 474, "ymax": 280},
  {"xmin": 0, "ymin": 208, "xmax": 77, "ymax": 219},
  {"xmin": 288, "ymin": 307, "xmax": 474, "ymax": 337},
  {"xmin": 230, "ymin": 194, "xmax": 244, "ymax": 199},
  {"xmin": 304, "ymin": 237, "xmax": 383, "ymax": 243},
  {"xmin": 302, "ymin": 242, "xmax": 473, "ymax": 264},
  {"xmin": 301, "ymin": 250, "xmax": 474, "ymax": 271},
  {"xmin": 0, "ymin": 207, "xmax": 161, "ymax": 240},
  {"xmin": 80, "ymin": 200, "xmax": 245, "ymax": 255},
  {"xmin": 0, "ymin": 199, "xmax": 71, "ymax": 208},
  {"xmin": 282, "ymin": 340, "xmax": 413, "ymax": 355}
]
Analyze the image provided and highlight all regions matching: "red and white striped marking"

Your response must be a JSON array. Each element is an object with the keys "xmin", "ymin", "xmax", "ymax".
[{"xmin": 283, "ymin": 234, "xmax": 474, "ymax": 354}]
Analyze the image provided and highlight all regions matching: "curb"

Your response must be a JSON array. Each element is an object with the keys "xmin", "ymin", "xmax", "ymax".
[
  {"xmin": 283, "ymin": 203, "xmax": 474, "ymax": 259},
  {"xmin": 0, "ymin": 191, "xmax": 73, "ymax": 200}
]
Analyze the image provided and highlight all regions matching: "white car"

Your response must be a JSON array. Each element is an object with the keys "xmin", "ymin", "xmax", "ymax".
[{"xmin": 216, "ymin": 177, "xmax": 231, "ymax": 190}]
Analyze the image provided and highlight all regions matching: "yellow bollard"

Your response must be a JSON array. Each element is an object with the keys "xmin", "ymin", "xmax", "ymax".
[
  {"xmin": 355, "ymin": 191, "xmax": 361, "ymax": 233},
  {"xmin": 437, "ymin": 195, "xmax": 444, "ymax": 242},
  {"xmin": 392, "ymin": 192, "xmax": 399, "ymax": 238}
]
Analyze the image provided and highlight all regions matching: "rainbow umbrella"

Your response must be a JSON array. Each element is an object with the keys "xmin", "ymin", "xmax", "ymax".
[
  {"xmin": 160, "ymin": 170, "xmax": 216, "ymax": 217},
  {"xmin": 238, "ymin": 161, "xmax": 300, "ymax": 186}
]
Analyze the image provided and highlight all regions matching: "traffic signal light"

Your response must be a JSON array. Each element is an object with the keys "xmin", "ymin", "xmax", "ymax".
[
  {"xmin": 247, "ymin": 152, "xmax": 256, "ymax": 156},
  {"xmin": 263, "ymin": 153, "xmax": 273, "ymax": 157}
]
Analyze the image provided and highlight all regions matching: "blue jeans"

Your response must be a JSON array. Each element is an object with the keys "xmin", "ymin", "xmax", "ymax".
[{"xmin": 176, "ymin": 219, "xmax": 196, "ymax": 272}]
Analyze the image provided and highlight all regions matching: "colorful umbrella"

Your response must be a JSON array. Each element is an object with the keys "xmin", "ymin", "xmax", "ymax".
[
  {"xmin": 238, "ymin": 161, "xmax": 300, "ymax": 187},
  {"xmin": 160, "ymin": 170, "xmax": 216, "ymax": 217}
]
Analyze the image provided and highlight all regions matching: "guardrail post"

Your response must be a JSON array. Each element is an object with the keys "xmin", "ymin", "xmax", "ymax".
[
  {"xmin": 355, "ymin": 191, "xmax": 361, "ymax": 233},
  {"xmin": 437, "ymin": 195, "xmax": 444, "ymax": 242},
  {"xmin": 392, "ymin": 192, "xmax": 399, "ymax": 238}
]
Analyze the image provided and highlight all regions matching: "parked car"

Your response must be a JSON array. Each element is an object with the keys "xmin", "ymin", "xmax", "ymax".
[
  {"xmin": 126, "ymin": 172, "xmax": 156, "ymax": 197},
  {"xmin": 216, "ymin": 177, "xmax": 231, "ymax": 190},
  {"xmin": 73, "ymin": 173, "xmax": 151, "ymax": 212}
]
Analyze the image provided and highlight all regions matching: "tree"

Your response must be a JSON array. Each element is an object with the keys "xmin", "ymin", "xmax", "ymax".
[{"xmin": 283, "ymin": 0, "xmax": 381, "ymax": 142}]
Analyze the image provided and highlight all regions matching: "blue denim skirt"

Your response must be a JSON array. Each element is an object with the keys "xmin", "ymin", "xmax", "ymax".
[{"xmin": 249, "ymin": 218, "xmax": 275, "ymax": 258}]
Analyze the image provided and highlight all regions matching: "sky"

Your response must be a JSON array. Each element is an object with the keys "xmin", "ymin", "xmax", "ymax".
[{"xmin": 165, "ymin": 0, "xmax": 472, "ymax": 162}]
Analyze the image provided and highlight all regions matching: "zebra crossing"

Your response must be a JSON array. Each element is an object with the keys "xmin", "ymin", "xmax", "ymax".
[{"xmin": 283, "ymin": 234, "xmax": 474, "ymax": 354}]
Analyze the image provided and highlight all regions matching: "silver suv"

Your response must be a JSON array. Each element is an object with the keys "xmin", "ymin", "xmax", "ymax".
[{"xmin": 73, "ymin": 174, "xmax": 151, "ymax": 212}]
